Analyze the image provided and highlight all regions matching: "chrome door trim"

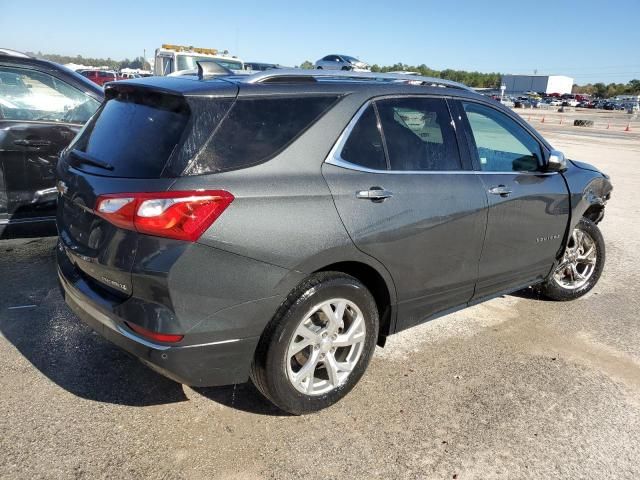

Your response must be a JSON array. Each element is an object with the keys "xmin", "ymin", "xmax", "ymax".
[{"xmin": 324, "ymin": 97, "xmax": 559, "ymax": 177}]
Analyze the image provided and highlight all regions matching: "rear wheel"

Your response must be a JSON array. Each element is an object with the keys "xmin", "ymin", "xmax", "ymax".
[
  {"xmin": 316, "ymin": 66, "xmax": 323, "ymax": 69},
  {"xmin": 250, "ymin": 272, "xmax": 379, "ymax": 414},
  {"xmin": 539, "ymin": 218, "xmax": 605, "ymax": 300}
]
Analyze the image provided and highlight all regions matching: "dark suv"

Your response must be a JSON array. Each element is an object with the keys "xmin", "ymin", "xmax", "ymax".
[
  {"xmin": 56, "ymin": 70, "xmax": 612, "ymax": 414},
  {"xmin": 0, "ymin": 51, "xmax": 103, "ymax": 237}
]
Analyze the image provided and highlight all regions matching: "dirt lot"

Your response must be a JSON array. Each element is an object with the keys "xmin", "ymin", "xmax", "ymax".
[{"xmin": 1, "ymin": 115, "xmax": 639, "ymax": 479}]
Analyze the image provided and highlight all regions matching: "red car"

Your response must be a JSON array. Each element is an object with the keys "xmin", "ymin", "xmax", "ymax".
[{"xmin": 79, "ymin": 69, "xmax": 119, "ymax": 86}]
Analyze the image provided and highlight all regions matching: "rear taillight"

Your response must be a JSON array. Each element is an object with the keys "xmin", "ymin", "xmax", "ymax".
[
  {"xmin": 95, "ymin": 190, "xmax": 233, "ymax": 242},
  {"xmin": 125, "ymin": 322, "xmax": 184, "ymax": 343}
]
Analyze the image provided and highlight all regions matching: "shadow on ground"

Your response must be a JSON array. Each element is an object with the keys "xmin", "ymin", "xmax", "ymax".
[{"xmin": 0, "ymin": 237, "xmax": 282, "ymax": 415}]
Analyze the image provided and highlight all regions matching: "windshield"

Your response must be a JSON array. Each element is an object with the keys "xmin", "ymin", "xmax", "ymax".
[
  {"xmin": 0, "ymin": 67, "xmax": 100, "ymax": 123},
  {"xmin": 176, "ymin": 55, "xmax": 242, "ymax": 71},
  {"xmin": 342, "ymin": 55, "xmax": 361, "ymax": 63}
]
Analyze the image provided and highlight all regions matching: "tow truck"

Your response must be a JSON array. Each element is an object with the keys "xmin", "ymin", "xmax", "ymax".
[{"xmin": 154, "ymin": 44, "xmax": 245, "ymax": 76}]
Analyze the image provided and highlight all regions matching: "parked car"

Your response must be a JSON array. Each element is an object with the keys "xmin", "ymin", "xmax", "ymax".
[
  {"xmin": 0, "ymin": 50, "xmax": 103, "ymax": 237},
  {"xmin": 314, "ymin": 54, "xmax": 370, "ymax": 71},
  {"xmin": 79, "ymin": 69, "xmax": 119, "ymax": 86},
  {"xmin": 562, "ymin": 99, "xmax": 579, "ymax": 107},
  {"xmin": 56, "ymin": 69, "xmax": 612, "ymax": 414},
  {"xmin": 514, "ymin": 98, "xmax": 531, "ymax": 108},
  {"xmin": 119, "ymin": 72, "xmax": 141, "ymax": 80},
  {"xmin": 547, "ymin": 98, "xmax": 562, "ymax": 106},
  {"xmin": 499, "ymin": 97, "xmax": 515, "ymax": 107}
]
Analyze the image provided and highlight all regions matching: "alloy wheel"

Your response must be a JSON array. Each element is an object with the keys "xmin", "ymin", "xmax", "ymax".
[
  {"xmin": 286, "ymin": 298, "xmax": 366, "ymax": 396},
  {"xmin": 553, "ymin": 227, "xmax": 597, "ymax": 290}
]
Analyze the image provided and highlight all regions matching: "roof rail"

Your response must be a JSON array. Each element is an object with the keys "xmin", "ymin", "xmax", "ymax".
[{"xmin": 241, "ymin": 68, "xmax": 474, "ymax": 92}]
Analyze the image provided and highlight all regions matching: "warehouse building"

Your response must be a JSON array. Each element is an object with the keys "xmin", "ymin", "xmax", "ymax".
[{"xmin": 501, "ymin": 75, "xmax": 574, "ymax": 95}]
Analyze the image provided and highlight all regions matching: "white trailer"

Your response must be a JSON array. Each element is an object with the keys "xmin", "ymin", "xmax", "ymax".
[{"xmin": 502, "ymin": 75, "xmax": 574, "ymax": 95}]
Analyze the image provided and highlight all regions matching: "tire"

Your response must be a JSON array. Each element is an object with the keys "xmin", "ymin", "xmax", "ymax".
[
  {"xmin": 250, "ymin": 272, "xmax": 379, "ymax": 415},
  {"xmin": 539, "ymin": 218, "xmax": 605, "ymax": 301},
  {"xmin": 316, "ymin": 66, "xmax": 323, "ymax": 69},
  {"xmin": 341, "ymin": 66, "xmax": 351, "ymax": 71}
]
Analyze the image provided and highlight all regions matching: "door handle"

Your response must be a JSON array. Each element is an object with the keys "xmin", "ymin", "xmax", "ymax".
[
  {"xmin": 356, "ymin": 187, "xmax": 393, "ymax": 202},
  {"xmin": 488, "ymin": 185, "xmax": 513, "ymax": 197},
  {"xmin": 14, "ymin": 139, "xmax": 52, "ymax": 148}
]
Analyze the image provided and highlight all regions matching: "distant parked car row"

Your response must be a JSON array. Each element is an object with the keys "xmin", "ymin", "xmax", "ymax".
[
  {"xmin": 78, "ymin": 69, "xmax": 150, "ymax": 86},
  {"xmin": 492, "ymin": 93, "xmax": 635, "ymax": 112}
]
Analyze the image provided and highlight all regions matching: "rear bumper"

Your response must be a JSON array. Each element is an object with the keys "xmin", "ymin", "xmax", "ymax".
[{"xmin": 57, "ymin": 259, "xmax": 260, "ymax": 387}]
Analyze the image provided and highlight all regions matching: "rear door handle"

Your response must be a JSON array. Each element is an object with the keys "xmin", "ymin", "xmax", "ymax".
[
  {"xmin": 356, "ymin": 187, "xmax": 393, "ymax": 202},
  {"xmin": 14, "ymin": 139, "xmax": 52, "ymax": 148},
  {"xmin": 488, "ymin": 185, "xmax": 513, "ymax": 197}
]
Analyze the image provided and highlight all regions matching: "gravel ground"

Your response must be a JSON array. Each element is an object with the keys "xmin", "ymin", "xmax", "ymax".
[{"xmin": 1, "ymin": 122, "xmax": 639, "ymax": 479}]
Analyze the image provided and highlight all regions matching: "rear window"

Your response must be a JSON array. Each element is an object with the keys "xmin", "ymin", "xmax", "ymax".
[
  {"xmin": 185, "ymin": 95, "xmax": 339, "ymax": 175},
  {"xmin": 70, "ymin": 90, "xmax": 190, "ymax": 177}
]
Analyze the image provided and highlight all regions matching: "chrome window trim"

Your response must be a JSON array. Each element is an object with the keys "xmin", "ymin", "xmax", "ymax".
[{"xmin": 324, "ymin": 97, "xmax": 558, "ymax": 177}]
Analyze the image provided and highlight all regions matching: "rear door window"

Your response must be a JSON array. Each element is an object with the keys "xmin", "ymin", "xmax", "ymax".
[
  {"xmin": 375, "ymin": 97, "xmax": 462, "ymax": 171},
  {"xmin": 339, "ymin": 105, "xmax": 387, "ymax": 170},
  {"xmin": 70, "ymin": 90, "xmax": 189, "ymax": 177},
  {"xmin": 185, "ymin": 95, "xmax": 339, "ymax": 175}
]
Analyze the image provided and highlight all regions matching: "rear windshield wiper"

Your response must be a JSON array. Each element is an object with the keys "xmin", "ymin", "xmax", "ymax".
[{"xmin": 69, "ymin": 149, "xmax": 114, "ymax": 171}]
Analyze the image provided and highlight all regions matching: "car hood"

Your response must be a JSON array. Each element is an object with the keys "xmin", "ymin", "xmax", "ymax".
[{"xmin": 570, "ymin": 159, "xmax": 604, "ymax": 175}]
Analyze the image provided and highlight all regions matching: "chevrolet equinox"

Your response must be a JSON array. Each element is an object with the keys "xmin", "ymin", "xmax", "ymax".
[{"xmin": 56, "ymin": 69, "xmax": 612, "ymax": 414}]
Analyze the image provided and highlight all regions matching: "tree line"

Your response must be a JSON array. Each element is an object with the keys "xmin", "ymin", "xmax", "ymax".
[
  {"xmin": 573, "ymin": 80, "xmax": 640, "ymax": 98},
  {"xmin": 27, "ymin": 52, "xmax": 151, "ymax": 71}
]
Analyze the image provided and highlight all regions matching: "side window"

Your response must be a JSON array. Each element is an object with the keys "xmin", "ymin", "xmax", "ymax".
[
  {"xmin": 187, "ymin": 95, "xmax": 339, "ymax": 174},
  {"xmin": 375, "ymin": 97, "xmax": 462, "ymax": 171},
  {"xmin": 339, "ymin": 105, "xmax": 387, "ymax": 170},
  {"xmin": 160, "ymin": 57, "xmax": 174, "ymax": 76},
  {"xmin": 462, "ymin": 102, "xmax": 543, "ymax": 172},
  {"xmin": 0, "ymin": 66, "xmax": 100, "ymax": 123}
]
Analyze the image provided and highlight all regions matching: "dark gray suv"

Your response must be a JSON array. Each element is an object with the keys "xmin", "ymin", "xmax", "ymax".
[{"xmin": 56, "ymin": 70, "xmax": 612, "ymax": 414}]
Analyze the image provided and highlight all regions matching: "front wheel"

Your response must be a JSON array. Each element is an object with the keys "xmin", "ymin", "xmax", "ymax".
[
  {"xmin": 250, "ymin": 272, "xmax": 379, "ymax": 414},
  {"xmin": 539, "ymin": 218, "xmax": 605, "ymax": 301}
]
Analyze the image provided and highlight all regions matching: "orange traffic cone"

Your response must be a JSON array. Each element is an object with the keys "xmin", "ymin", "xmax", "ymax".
[
  {"xmin": 559, "ymin": 117, "xmax": 563, "ymax": 125},
  {"xmin": 541, "ymin": 116, "xmax": 545, "ymax": 123},
  {"xmin": 527, "ymin": 116, "xmax": 531, "ymax": 121},
  {"xmin": 625, "ymin": 123, "xmax": 631, "ymax": 132}
]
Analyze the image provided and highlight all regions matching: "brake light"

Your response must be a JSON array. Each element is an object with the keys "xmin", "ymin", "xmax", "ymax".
[
  {"xmin": 95, "ymin": 190, "xmax": 234, "ymax": 241},
  {"xmin": 125, "ymin": 322, "xmax": 184, "ymax": 343}
]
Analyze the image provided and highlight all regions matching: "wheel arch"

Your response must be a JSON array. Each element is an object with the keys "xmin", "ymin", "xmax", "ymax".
[{"xmin": 312, "ymin": 260, "xmax": 396, "ymax": 346}]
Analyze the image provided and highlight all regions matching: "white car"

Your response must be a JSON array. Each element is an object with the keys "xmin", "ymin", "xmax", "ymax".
[
  {"xmin": 500, "ymin": 97, "xmax": 515, "ymax": 108},
  {"xmin": 314, "ymin": 54, "xmax": 370, "ymax": 72}
]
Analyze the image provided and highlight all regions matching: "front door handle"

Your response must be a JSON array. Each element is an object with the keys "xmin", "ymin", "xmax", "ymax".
[
  {"xmin": 488, "ymin": 185, "xmax": 513, "ymax": 197},
  {"xmin": 356, "ymin": 187, "xmax": 393, "ymax": 202},
  {"xmin": 14, "ymin": 139, "xmax": 52, "ymax": 148}
]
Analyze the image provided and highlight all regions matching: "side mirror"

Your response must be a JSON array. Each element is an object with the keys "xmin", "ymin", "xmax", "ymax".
[{"xmin": 547, "ymin": 149, "xmax": 568, "ymax": 172}]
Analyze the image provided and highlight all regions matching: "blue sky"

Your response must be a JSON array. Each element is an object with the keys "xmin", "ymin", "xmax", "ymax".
[{"xmin": 2, "ymin": 0, "xmax": 639, "ymax": 84}]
